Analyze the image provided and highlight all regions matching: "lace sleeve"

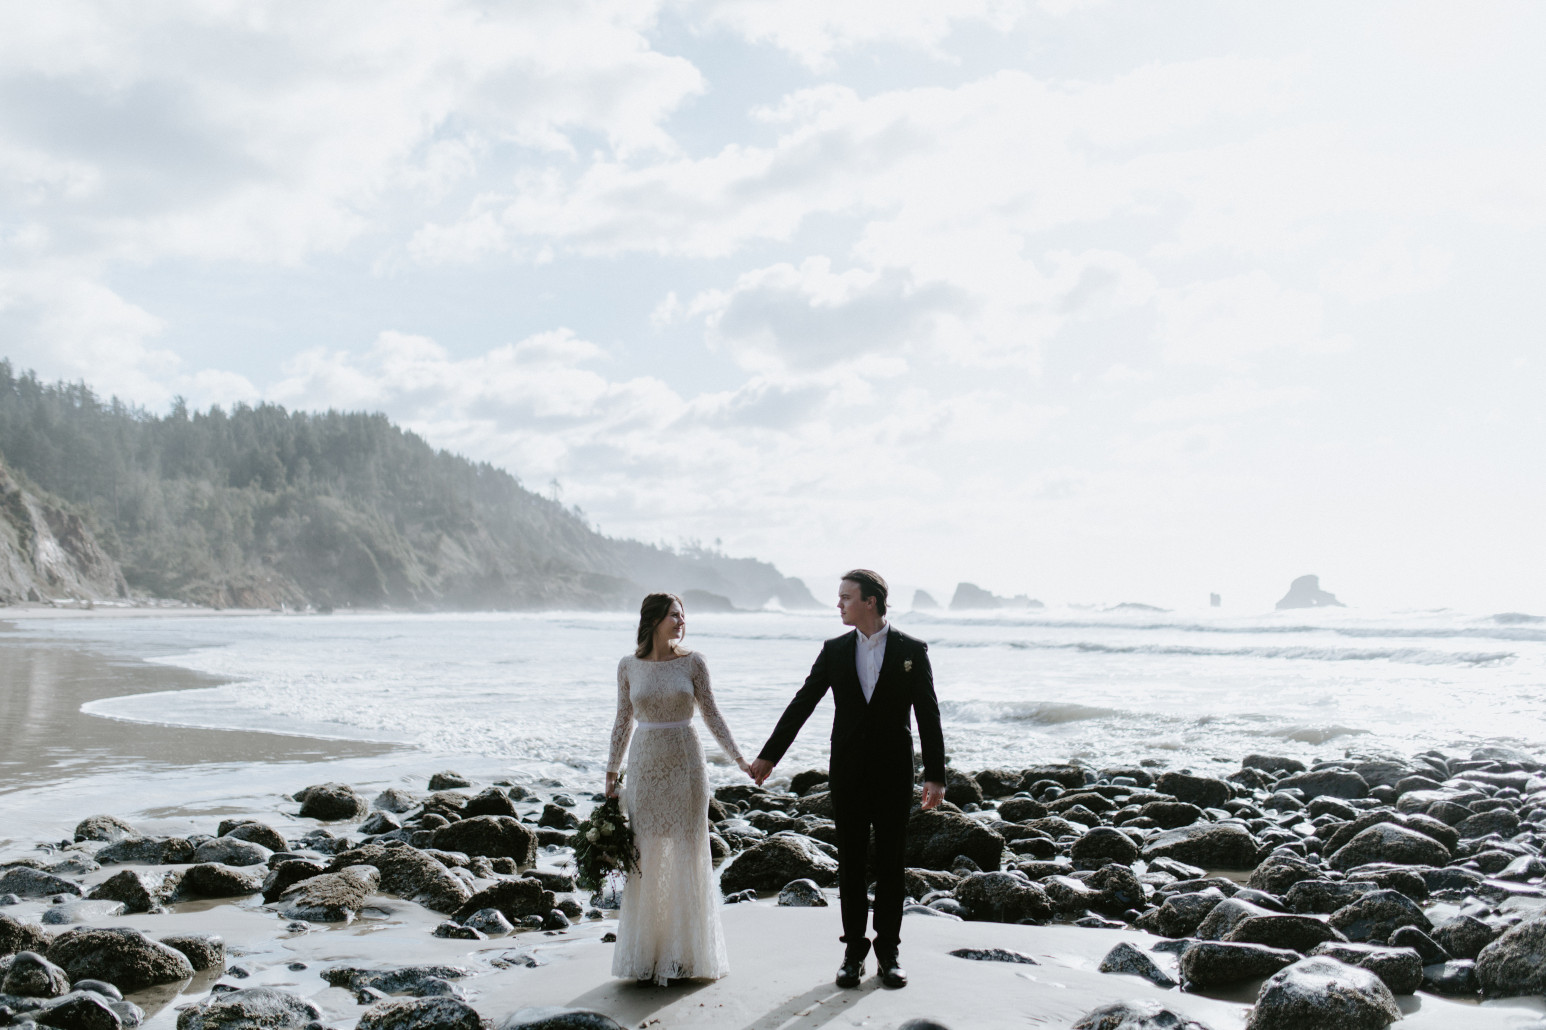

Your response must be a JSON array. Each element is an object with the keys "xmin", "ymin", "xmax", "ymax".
[
  {"xmin": 606, "ymin": 657, "xmax": 634, "ymax": 775},
  {"xmin": 691, "ymin": 653, "xmax": 745, "ymax": 767}
]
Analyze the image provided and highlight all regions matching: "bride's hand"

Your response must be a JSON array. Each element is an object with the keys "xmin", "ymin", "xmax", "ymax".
[
  {"xmin": 605, "ymin": 772, "xmax": 620, "ymax": 798},
  {"xmin": 737, "ymin": 758, "xmax": 753, "ymax": 779}
]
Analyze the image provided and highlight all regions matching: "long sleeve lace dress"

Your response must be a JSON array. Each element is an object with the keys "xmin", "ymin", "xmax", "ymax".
[{"xmin": 606, "ymin": 651, "xmax": 744, "ymax": 984}]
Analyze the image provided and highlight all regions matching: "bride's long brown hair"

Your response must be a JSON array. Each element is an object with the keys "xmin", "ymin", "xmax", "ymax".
[{"xmin": 635, "ymin": 592, "xmax": 687, "ymax": 659}]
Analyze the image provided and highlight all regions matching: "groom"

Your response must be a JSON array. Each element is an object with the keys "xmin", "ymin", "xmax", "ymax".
[{"xmin": 748, "ymin": 569, "xmax": 946, "ymax": 990}]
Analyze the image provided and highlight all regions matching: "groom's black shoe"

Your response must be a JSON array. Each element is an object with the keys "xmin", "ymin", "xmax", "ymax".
[
  {"xmin": 835, "ymin": 955, "xmax": 865, "ymax": 989},
  {"xmin": 876, "ymin": 951, "xmax": 907, "ymax": 989}
]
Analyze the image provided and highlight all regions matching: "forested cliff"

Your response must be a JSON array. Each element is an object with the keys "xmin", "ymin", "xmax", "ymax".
[{"xmin": 0, "ymin": 362, "xmax": 819, "ymax": 611}]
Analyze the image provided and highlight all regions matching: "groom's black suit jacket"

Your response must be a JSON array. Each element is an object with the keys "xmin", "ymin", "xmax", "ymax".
[{"xmin": 758, "ymin": 627, "xmax": 946, "ymax": 794}]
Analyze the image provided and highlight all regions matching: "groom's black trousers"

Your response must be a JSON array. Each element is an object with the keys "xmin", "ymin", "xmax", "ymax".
[{"xmin": 830, "ymin": 768, "xmax": 913, "ymax": 959}]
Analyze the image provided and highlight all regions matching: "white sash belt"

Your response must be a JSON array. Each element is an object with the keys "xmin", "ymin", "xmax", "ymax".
[{"xmin": 636, "ymin": 718, "xmax": 692, "ymax": 730}]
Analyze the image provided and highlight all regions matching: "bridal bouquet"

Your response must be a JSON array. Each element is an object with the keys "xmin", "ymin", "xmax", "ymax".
[{"xmin": 574, "ymin": 792, "xmax": 638, "ymax": 891}]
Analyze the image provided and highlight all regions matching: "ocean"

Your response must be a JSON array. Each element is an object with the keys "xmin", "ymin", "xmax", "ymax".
[{"xmin": 3, "ymin": 604, "xmax": 1544, "ymax": 844}]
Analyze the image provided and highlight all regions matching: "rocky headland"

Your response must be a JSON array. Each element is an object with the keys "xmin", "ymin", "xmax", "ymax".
[{"xmin": 5, "ymin": 745, "xmax": 1546, "ymax": 1029}]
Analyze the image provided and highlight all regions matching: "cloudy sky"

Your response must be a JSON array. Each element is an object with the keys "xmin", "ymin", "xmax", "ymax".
[{"xmin": 2, "ymin": 1, "xmax": 1543, "ymax": 612}]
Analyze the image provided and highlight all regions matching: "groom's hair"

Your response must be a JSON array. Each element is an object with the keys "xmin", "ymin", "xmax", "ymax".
[{"xmin": 842, "ymin": 569, "xmax": 888, "ymax": 617}]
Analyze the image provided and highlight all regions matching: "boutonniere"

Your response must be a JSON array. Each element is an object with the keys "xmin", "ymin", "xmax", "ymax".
[{"xmin": 903, "ymin": 659, "xmax": 913, "ymax": 673}]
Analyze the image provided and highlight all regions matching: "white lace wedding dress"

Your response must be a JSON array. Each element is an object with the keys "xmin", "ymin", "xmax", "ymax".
[{"xmin": 606, "ymin": 651, "xmax": 744, "ymax": 984}]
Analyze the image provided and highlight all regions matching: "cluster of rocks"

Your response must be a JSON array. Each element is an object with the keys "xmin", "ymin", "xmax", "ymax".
[
  {"xmin": 9, "ymin": 747, "xmax": 1546, "ymax": 1030},
  {"xmin": 0, "ymin": 773, "xmax": 624, "ymax": 1030},
  {"xmin": 715, "ymin": 744, "xmax": 1546, "ymax": 1025}
]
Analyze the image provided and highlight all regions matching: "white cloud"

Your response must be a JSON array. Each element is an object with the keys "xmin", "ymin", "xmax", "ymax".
[
  {"xmin": 1156, "ymin": 271, "xmax": 1349, "ymax": 366},
  {"xmin": 686, "ymin": 0, "xmax": 1028, "ymax": 69}
]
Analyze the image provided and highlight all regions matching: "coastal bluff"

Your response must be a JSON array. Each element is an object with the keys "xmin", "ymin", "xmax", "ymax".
[
  {"xmin": 0, "ymin": 362, "xmax": 818, "ymax": 613},
  {"xmin": 0, "ymin": 459, "xmax": 127, "ymax": 605}
]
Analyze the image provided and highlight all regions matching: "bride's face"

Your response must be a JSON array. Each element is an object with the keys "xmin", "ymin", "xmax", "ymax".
[{"xmin": 656, "ymin": 602, "xmax": 685, "ymax": 646}]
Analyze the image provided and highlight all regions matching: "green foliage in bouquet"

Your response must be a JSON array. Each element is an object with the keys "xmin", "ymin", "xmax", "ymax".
[{"xmin": 574, "ymin": 791, "xmax": 638, "ymax": 892}]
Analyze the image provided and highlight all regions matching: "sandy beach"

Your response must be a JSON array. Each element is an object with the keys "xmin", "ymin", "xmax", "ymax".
[
  {"xmin": 8, "ymin": 608, "xmax": 1546, "ymax": 1029},
  {"xmin": 3, "ymin": 848, "xmax": 1545, "ymax": 1030}
]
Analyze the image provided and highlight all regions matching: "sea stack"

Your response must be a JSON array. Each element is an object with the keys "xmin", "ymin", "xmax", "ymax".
[{"xmin": 1275, "ymin": 575, "xmax": 1345, "ymax": 610}]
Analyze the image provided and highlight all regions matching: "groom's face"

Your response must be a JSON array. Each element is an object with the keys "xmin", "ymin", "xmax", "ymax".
[{"xmin": 837, "ymin": 579, "xmax": 873, "ymax": 626}]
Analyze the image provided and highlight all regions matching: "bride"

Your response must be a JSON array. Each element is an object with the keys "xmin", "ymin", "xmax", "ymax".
[{"xmin": 605, "ymin": 592, "xmax": 750, "ymax": 984}]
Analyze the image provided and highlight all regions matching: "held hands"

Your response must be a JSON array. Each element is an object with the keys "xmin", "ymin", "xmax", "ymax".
[
  {"xmin": 920, "ymin": 780, "xmax": 946, "ymax": 810},
  {"xmin": 747, "ymin": 757, "xmax": 774, "ymax": 786}
]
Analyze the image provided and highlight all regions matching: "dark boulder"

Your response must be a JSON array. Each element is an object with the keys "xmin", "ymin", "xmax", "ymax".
[
  {"xmin": 86, "ymin": 871, "xmax": 177, "ymax": 914},
  {"xmin": 1195, "ymin": 899, "xmax": 1274, "ymax": 941},
  {"xmin": 427, "ymin": 772, "xmax": 471, "ymax": 791},
  {"xmin": 1142, "ymin": 823, "xmax": 1260, "ymax": 870},
  {"xmin": 995, "ymin": 798, "xmax": 1048, "ymax": 823},
  {"xmin": 33, "ymin": 990, "xmax": 123, "ymax": 1030},
  {"xmin": 0, "ymin": 869, "xmax": 81, "ymax": 899},
  {"xmin": 1476, "ymin": 916, "xmax": 1546, "ymax": 997},
  {"xmin": 1134, "ymin": 887, "xmax": 1226, "ymax": 938},
  {"xmin": 1457, "ymin": 808, "xmax": 1520, "ymax": 839},
  {"xmin": 454, "ymin": 878, "xmax": 555, "ymax": 923},
  {"xmin": 1180, "ymin": 941, "xmax": 1298, "ymax": 988},
  {"xmin": 176, "ymin": 864, "xmax": 263, "ymax": 901},
  {"xmin": 277, "ymin": 865, "xmax": 379, "ymax": 922},
  {"xmin": 1244, "ymin": 755, "xmax": 1307, "ymax": 776},
  {"xmin": 495, "ymin": 1008, "xmax": 625, "ymax": 1030},
  {"xmin": 903, "ymin": 810, "xmax": 1004, "ymax": 872},
  {"xmin": 1070, "ymin": 827, "xmax": 1139, "ymax": 867},
  {"xmin": 1226, "ymin": 914, "xmax": 1347, "ymax": 953},
  {"xmin": 902, "ymin": 868, "xmax": 958, "ymax": 900},
  {"xmin": 1137, "ymin": 801, "xmax": 1206, "ymax": 829},
  {"xmin": 1097, "ymin": 942, "xmax": 1178, "ymax": 988},
  {"xmin": 73, "ymin": 817, "xmax": 138, "ymax": 844},
  {"xmin": 158, "ymin": 934, "xmax": 224, "ymax": 972},
  {"xmin": 1248, "ymin": 853, "xmax": 1320, "ymax": 895},
  {"xmin": 218, "ymin": 822, "xmax": 288, "ymax": 854},
  {"xmin": 1284, "ymin": 880, "xmax": 1376, "ymax": 915},
  {"xmin": 47, "ymin": 927, "xmax": 194, "ymax": 992},
  {"xmin": 1328, "ymin": 824, "xmax": 1449, "ymax": 870},
  {"xmin": 260, "ymin": 861, "xmax": 327, "ymax": 905},
  {"xmin": 1245, "ymin": 956, "xmax": 1401, "ymax": 1030},
  {"xmin": 174, "ymin": 986, "xmax": 323, "ymax": 1030},
  {"xmin": 327, "ymin": 845, "xmax": 471, "ymax": 914},
  {"xmin": 1421, "ymin": 958, "xmax": 1477, "ymax": 995},
  {"xmin": 1328, "ymin": 890, "xmax": 1430, "ymax": 944},
  {"xmin": 1071, "ymin": 1001, "xmax": 1213, "ymax": 1030},
  {"xmin": 95, "ymin": 837, "xmax": 194, "ymax": 866},
  {"xmin": 952, "ymin": 872, "xmax": 1051, "ymax": 923},
  {"xmin": 356, "ymin": 997, "xmax": 482, "ymax": 1030},
  {"xmin": 430, "ymin": 816, "xmax": 536, "ymax": 865},
  {"xmin": 776, "ymin": 879, "xmax": 827, "ymax": 907},
  {"xmin": 1432, "ymin": 914, "xmax": 1502, "ymax": 961},
  {"xmin": 2, "ymin": 951, "xmax": 71, "ymax": 998},
  {"xmin": 462, "ymin": 788, "xmax": 519, "ymax": 818},
  {"xmin": 1274, "ymin": 770, "xmax": 1368, "ymax": 800},
  {"xmin": 720, "ymin": 835, "xmax": 838, "ymax": 894},
  {"xmin": 190, "ymin": 838, "xmax": 271, "ymax": 868},
  {"xmin": 295, "ymin": 782, "xmax": 369, "ymax": 821},
  {"xmin": 1, "ymin": 912, "xmax": 53, "ymax": 957},
  {"xmin": 1156, "ymin": 772, "xmax": 1231, "ymax": 810},
  {"xmin": 1308, "ymin": 942, "xmax": 1422, "ymax": 994}
]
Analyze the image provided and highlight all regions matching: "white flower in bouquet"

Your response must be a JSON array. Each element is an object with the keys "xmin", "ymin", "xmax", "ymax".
[{"xmin": 586, "ymin": 828, "xmax": 600, "ymax": 842}]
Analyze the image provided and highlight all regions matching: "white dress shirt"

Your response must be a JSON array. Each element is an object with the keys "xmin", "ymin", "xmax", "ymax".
[{"xmin": 856, "ymin": 621, "xmax": 888, "ymax": 702}]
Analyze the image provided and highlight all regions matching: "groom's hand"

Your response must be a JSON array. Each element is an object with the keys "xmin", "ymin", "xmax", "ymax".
[
  {"xmin": 920, "ymin": 781, "xmax": 946, "ymax": 810},
  {"xmin": 748, "ymin": 758, "xmax": 774, "ymax": 785}
]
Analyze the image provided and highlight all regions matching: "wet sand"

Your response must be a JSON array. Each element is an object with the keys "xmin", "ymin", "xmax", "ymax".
[{"xmin": 0, "ymin": 615, "xmax": 396, "ymax": 847}]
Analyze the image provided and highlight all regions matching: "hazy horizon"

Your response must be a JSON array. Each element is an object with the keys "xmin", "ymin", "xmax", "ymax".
[{"xmin": 2, "ymin": 3, "xmax": 1542, "ymax": 613}]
